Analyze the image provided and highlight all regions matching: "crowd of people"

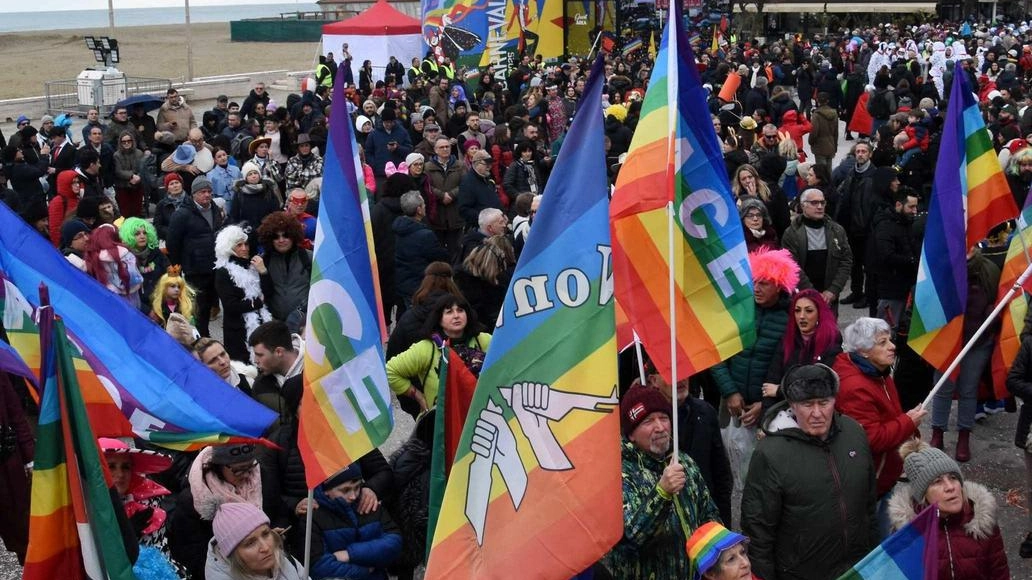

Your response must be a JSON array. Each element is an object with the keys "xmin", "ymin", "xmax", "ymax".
[{"xmin": 5, "ymin": 13, "xmax": 1032, "ymax": 579}]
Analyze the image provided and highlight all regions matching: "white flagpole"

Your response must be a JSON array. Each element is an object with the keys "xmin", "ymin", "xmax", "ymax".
[
  {"xmin": 634, "ymin": 332, "xmax": 647, "ymax": 386},
  {"xmin": 301, "ymin": 488, "xmax": 315, "ymax": 578},
  {"xmin": 665, "ymin": 4, "xmax": 680, "ymax": 465},
  {"xmin": 921, "ymin": 261, "xmax": 1032, "ymax": 409}
]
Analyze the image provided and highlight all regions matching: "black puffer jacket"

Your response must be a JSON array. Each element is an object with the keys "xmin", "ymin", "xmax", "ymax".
[{"xmin": 742, "ymin": 402, "xmax": 877, "ymax": 580}]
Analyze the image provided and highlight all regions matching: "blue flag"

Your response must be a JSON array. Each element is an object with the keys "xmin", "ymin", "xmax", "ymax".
[{"xmin": 0, "ymin": 205, "xmax": 276, "ymax": 443}]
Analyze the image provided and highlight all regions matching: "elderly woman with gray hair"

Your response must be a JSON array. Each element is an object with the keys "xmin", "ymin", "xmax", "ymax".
[{"xmin": 832, "ymin": 317, "xmax": 927, "ymax": 537}]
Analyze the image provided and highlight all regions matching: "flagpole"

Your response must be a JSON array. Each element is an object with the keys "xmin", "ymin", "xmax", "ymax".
[
  {"xmin": 665, "ymin": 3, "xmax": 679, "ymax": 466},
  {"xmin": 586, "ymin": 28, "xmax": 603, "ymax": 67},
  {"xmin": 634, "ymin": 333, "xmax": 647, "ymax": 386},
  {"xmin": 302, "ymin": 488, "xmax": 314, "ymax": 578},
  {"xmin": 921, "ymin": 261, "xmax": 1032, "ymax": 409}
]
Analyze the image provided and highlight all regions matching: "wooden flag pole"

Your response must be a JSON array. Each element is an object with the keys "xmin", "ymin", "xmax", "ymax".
[
  {"xmin": 665, "ymin": 2, "xmax": 680, "ymax": 466},
  {"xmin": 301, "ymin": 488, "xmax": 315, "ymax": 578},
  {"xmin": 921, "ymin": 260, "xmax": 1032, "ymax": 409}
]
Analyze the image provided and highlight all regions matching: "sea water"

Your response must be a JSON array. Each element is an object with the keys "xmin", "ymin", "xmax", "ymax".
[{"xmin": 0, "ymin": 3, "xmax": 320, "ymax": 33}]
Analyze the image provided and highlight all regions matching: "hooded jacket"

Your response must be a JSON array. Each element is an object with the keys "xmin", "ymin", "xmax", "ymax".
[
  {"xmin": 309, "ymin": 485, "xmax": 402, "ymax": 580},
  {"xmin": 887, "ymin": 482, "xmax": 1009, "ymax": 580},
  {"xmin": 48, "ymin": 170, "xmax": 81, "ymax": 246},
  {"xmin": 779, "ymin": 110, "xmax": 812, "ymax": 153},
  {"xmin": 871, "ymin": 205, "xmax": 918, "ymax": 299},
  {"xmin": 832, "ymin": 352, "xmax": 916, "ymax": 497},
  {"xmin": 742, "ymin": 402, "xmax": 877, "ymax": 580},
  {"xmin": 808, "ymin": 104, "xmax": 839, "ymax": 157}
]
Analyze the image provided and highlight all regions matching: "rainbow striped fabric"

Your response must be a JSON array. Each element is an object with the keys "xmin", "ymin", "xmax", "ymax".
[
  {"xmin": 910, "ymin": 70, "xmax": 1017, "ymax": 369},
  {"xmin": 610, "ymin": 4, "xmax": 754, "ymax": 383},
  {"xmin": 837, "ymin": 504, "xmax": 939, "ymax": 579},
  {"xmin": 298, "ymin": 64, "xmax": 393, "ymax": 489},
  {"xmin": 991, "ymin": 191, "xmax": 1032, "ymax": 397},
  {"xmin": 424, "ymin": 56, "xmax": 622, "ymax": 579},
  {"xmin": 24, "ymin": 308, "xmax": 134, "ymax": 580},
  {"xmin": 0, "ymin": 206, "xmax": 276, "ymax": 447}
]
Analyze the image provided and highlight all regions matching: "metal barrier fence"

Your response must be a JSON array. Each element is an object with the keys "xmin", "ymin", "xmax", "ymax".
[{"xmin": 44, "ymin": 75, "xmax": 172, "ymax": 118}]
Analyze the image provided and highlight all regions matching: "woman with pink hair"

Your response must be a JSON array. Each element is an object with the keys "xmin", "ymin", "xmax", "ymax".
[
  {"xmin": 762, "ymin": 288, "xmax": 842, "ymax": 405},
  {"xmin": 85, "ymin": 223, "xmax": 144, "ymax": 308}
]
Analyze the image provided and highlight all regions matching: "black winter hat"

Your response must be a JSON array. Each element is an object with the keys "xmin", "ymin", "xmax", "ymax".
[{"xmin": 781, "ymin": 364, "xmax": 840, "ymax": 402}]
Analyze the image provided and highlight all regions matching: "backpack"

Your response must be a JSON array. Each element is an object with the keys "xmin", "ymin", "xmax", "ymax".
[
  {"xmin": 867, "ymin": 90, "xmax": 890, "ymax": 119},
  {"xmin": 230, "ymin": 132, "xmax": 252, "ymax": 163}
]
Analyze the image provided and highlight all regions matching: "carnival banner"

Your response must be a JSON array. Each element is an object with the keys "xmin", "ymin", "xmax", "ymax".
[{"xmin": 421, "ymin": 0, "xmax": 564, "ymax": 78}]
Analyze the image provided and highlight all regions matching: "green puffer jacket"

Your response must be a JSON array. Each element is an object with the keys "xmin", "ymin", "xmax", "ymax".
[
  {"xmin": 711, "ymin": 296, "xmax": 789, "ymax": 404},
  {"xmin": 742, "ymin": 401, "xmax": 877, "ymax": 580},
  {"xmin": 602, "ymin": 441, "xmax": 721, "ymax": 580}
]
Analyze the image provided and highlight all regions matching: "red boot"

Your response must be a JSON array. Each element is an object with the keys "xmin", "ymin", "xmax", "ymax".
[
  {"xmin": 955, "ymin": 429, "xmax": 971, "ymax": 462},
  {"xmin": 930, "ymin": 428, "xmax": 944, "ymax": 450}
]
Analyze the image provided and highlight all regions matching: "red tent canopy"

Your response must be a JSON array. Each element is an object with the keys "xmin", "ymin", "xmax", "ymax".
[{"xmin": 321, "ymin": 1, "xmax": 421, "ymax": 36}]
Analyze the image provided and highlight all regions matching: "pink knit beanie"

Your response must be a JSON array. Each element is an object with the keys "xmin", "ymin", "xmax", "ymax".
[{"xmin": 212, "ymin": 502, "xmax": 269, "ymax": 558}]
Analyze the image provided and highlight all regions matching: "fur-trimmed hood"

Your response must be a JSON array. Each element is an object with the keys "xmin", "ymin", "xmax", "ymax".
[{"xmin": 888, "ymin": 481, "xmax": 998, "ymax": 540}]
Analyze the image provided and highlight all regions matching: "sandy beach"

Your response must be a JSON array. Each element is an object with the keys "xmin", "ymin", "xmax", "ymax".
[{"xmin": 0, "ymin": 22, "xmax": 320, "ymax": 100}]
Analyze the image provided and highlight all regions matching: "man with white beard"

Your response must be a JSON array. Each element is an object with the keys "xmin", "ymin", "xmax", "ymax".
[{"xmin": 602, "ymin": 385, "xmax": 721, "ymax": 579}]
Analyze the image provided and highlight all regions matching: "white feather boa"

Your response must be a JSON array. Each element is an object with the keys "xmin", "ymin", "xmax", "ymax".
[{"xmin": 221, "ymin": 259, "xmax": 272, "ymax": 358}]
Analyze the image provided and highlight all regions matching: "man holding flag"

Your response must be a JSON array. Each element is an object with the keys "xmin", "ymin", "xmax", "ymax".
[{"xmin": 602, "ymin": 386, "xmax": 719, "ymax": 578}]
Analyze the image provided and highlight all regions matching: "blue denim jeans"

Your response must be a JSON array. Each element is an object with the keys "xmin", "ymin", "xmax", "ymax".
[{"xmin": 932, "ymin": 340, "xmax": 994, "ymax": 431}]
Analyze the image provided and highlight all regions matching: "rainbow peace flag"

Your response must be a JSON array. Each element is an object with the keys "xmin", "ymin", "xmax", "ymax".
[
  {"xmin": 0, "ymin": 205, "xmax": 276, "ymax": 447},
  {"xmin": 910, "ymin": 70, "xmax": 1017, "ymax": 369},
  {"xmin": 424, "ymin": 55, "xmax": 622, "ymax": 579},
  {"xmin": 610, "ymin": 3, "xmax": 754, "ymax": 384},
  {"xmin": 23, "ymin": 308, "xmax": 134, "ymax": 580},
  {"xmin": 991, "ymin": 191, "xmax": 1032, "ymax": 398},
  {"xmin": 298, "ymin": 63, "xmax": 393, "ymax": 489},
  {"xmin": 837, "ymin": 504, "xmax": 939, "ymax": 579}
]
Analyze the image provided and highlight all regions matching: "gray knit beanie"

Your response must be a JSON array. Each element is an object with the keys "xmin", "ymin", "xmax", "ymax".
[
  {"xmin": 900, "ymin": 439, "xmax": 963, "ymax": 503},
  {"xmin": 738, "ymin": 196, "xmax": 770, "ymax": 223}
]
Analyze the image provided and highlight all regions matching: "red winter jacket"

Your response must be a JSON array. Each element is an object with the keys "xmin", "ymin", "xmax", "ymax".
[
  {"xmin": 779, "ymin": 110, "xmax": 812, "ymax": 154},
  {"xmin": 888, "ymin": 481, "xmax": 1010, "ymax": 580},
  {"xmin": 832, "ymin": 351, "xmax": 917, "ymax": 497},
  {"xmin": 48, "ymin": 169, "xmax": 81, "ymax": 247}
]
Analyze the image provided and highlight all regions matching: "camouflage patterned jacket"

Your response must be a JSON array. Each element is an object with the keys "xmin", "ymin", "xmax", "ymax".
[{"xmin": 602, "ymin": 440, "xmax": 722, "ymax": 580}]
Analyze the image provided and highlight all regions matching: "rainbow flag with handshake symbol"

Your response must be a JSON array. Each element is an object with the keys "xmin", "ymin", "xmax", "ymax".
[
  {"xmin": 909, "ymin": 69, "xmax": 1017, "ymax": 370},
  {"xmin": 610, "ymin": 0, "xmax": 754, "ymax": 383},
  {"xmin": 424, "ymin": 55, "xmax": 622, "ymax": 579},
  {"xmin": 297, "ymin": 63, "xmax": 393, "ymax": 489},
  {"xmin": 0, "ymin": 203, "xmax": 276, "ymax": 447}
]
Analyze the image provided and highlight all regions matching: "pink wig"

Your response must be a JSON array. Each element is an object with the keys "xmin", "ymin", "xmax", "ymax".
[
  {"xmin": 749, "ymin": 247, "xmax": 800, "ymax": 293},
  {"xmin": 783, "ymin": 288, "xmax": 840, "ymax": 365}
]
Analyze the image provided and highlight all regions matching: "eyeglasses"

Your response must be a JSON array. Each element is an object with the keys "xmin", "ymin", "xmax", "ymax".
[
  {"xmin": 274, "ymin": 232, "xmax": 292, "ymax": 240},
  {"xmin": 763, "ymin": 135, "xmax": 779, "ymax": 141},
  {"xmin": 120, "ymin": 138, "xmax": 133, "ymax": 144},
  {"xmin": 803, "ymin": 200, "xmax": 827, "ymax": 207},
  {"xmin": 744, "ymin": 212, "xmax": 763, "ymax": 219}
]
